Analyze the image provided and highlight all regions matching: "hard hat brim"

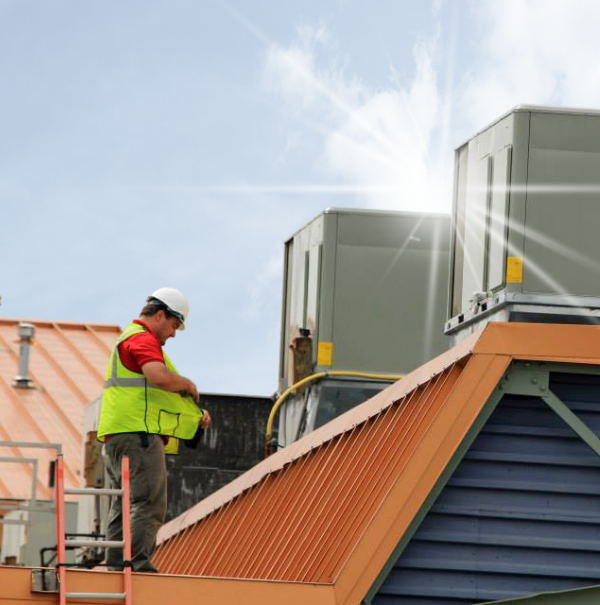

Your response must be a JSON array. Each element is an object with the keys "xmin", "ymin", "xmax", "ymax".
[{"xmin": 164, "ymin": 305, "xmax": 186, "ymax": 330}]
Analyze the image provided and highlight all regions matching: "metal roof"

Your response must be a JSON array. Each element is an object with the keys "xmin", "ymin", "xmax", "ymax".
[
  {"xmin": 0, "ymin": 318, "xmax": 120, "ymax": 501},
  {"xmin": 1, "ymin": 566, "xmax": 338, "ymax": 605},
  {"xmin": 154, "ymin": 323, "xmax": 600, "ymax": 605},
  {"xmin": 3, "ymin": 322, "xmax": 600, "ymax": 604},
  {"xmin": 154, "ymin": 329, "xmax": 492, "ymax": 581}
]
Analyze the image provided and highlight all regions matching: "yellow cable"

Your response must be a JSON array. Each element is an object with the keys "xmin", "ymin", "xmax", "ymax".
[{"xmin": 265, "ymin": 370, "xmax": 403, "ymax": 456}]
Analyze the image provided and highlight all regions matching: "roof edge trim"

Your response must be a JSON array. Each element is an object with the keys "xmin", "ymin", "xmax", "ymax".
[
  {"xmin": 335, "ymin": 354, "xmax": 511, "ymax": 604},
  {"xmin": 358, "ymin": 356, "xmax": 510, "ymax": 604},
  {"xmin": 484, "ymin": 583, "xmax": 600, "ymax": 604},
  {"xmin": 0, "ymin": 317, "xmax": 121, "ymax": 330},
  {"xmin": 1, "ymin": 567, "xmax": 337, "ymax": 605}
]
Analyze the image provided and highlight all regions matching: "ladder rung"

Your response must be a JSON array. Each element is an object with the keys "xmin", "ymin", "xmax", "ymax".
[
  {"xmin": 66, "ymin": 539, "xmax": 124, "ymax": 548},
  {"xmin": 66, "ymin": 592, "xmax": 125, "ymax": 600},
  {"xmin": 56, "ymin": 455, "xmax": 132, "ymax": 605},
  {"xmin": 65, "ymin": 487, "xmax": 123, "ymax": 496}
]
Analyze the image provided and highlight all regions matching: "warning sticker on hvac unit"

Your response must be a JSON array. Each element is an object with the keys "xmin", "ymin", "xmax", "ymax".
[
  {"xmin": 506, "ymin": 256, "xmax": 524, "ymax": 283},
  {"xmin": 317, "ymin": 342, "xmax": 333, "ymax": 366}
]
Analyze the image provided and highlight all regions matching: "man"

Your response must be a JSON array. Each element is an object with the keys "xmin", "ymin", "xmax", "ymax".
[{"xmin": 97, "ymin": 287, "xmax": 211, "ymax": 572}]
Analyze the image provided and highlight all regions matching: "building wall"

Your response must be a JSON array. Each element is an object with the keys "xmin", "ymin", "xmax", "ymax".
[
  {"xmin": 374, "ymin": 370, "xmax": 600, "ymax": 604},
  {"xmin": 165, "ymin": 393, "xmax": 272, "ymax": 521}
]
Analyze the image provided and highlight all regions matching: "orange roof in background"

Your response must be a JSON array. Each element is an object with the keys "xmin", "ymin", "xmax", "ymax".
[
  {"xmin": 155, "ymin": 323, "xmax": 600, "ymax": 605},
  {"xmin": 0, "ymin": 318, "xmax": 120, "ymax": 500}
]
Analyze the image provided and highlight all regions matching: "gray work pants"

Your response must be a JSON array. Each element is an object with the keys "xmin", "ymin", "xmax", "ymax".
[{"xmin": 104, "ymin": 433, "xmax": 166, "ymax": 572}]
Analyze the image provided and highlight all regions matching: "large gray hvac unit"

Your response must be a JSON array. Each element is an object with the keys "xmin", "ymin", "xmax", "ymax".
[
  {"xmin": 446, "ymin": 105, "xmax": 600, "ymax": 340},
  {"xmin": 278, "ymin": 208, "xmax": 450, "ymax": 447}
]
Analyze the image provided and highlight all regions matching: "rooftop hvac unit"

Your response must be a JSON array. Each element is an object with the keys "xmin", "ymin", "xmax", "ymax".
[
  {"xmin": 446, "ymin": 105, "xmax": 600, "ymax": 341},
  {"xmin": 277, "ymin": 208, "xmax": 450, "ymax": 447}
]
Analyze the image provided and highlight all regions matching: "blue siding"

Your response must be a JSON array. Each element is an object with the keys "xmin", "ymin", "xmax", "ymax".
[{"xmin": 373, "ymin": 371, "xmax": 600, "ymax": 604}]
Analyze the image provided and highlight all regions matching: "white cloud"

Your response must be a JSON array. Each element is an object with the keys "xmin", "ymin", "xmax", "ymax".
[
  {"xmin": 462, "ymin": 0, "xmax": 600, "ymax": 126},
  {"xmin": 263, "ymin": 1, "xmax": 600, "ymax": 215},
  {"xmin": 432, "ymin": 0, "xmax": 446, "ymax": 18},
  {"xmin": 323, "ymin": 38, "xmax": 447, "ymax": 211},
  {"xmin": 241, "ymin": 249, "xmax": 283, "ymax": 321},
  {"xmin": 264, "ymin": 25, "xmax": 449, "ymax": 212},
  {"xmin": 264, "ymin": 44, "xmax": 322, "ymax": 110}
]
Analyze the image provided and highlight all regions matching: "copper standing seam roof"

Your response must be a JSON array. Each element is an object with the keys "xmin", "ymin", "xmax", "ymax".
[
  {"xmin": 0, "ymin": 318, "xmax": 120, "ymax": 501},
  {"xmin": 155, "ymin": 323, "xmax": 600, "ymax": 605}
]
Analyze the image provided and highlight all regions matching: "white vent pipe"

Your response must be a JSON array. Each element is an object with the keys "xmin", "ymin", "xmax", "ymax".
[{"xmin": 14, "ymin": 322, "xmax": 35, "ymax": 388}]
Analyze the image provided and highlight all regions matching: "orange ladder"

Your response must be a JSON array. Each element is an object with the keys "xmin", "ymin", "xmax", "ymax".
[{"xmin": 55, "ymin": 454, "xmax": 132, "ymax": 605}]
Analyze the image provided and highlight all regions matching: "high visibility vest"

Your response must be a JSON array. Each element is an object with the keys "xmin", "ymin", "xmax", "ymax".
[{"xmin": 97, "ymin": 323, "xmax": 202, "ymax": 441}]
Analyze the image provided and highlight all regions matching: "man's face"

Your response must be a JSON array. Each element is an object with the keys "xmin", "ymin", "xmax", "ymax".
[{"xmin": 154, "ymin": 311, "xmax": 182, "ymax": 345}]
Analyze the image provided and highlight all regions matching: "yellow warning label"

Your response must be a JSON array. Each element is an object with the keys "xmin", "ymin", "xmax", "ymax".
[
  {"xmin": 317, "ymin": 342, "xmax": 333, "ymax": 366},
  {"xmin": 506, "ymin": 256, "xmax": 524, "ymax": 283}
]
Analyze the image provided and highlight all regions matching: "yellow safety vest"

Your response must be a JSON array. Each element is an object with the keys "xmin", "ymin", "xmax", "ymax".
[{"xmin": 97, "ymin": 323, "xmax": 202, "ymax": 442}]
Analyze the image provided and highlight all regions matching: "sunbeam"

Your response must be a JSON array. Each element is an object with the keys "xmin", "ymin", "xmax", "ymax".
[
  {"xmin": 423, "ymin": 217, "xmax": 448, "ymax": 357},
  {"xmin": 459, "ymin": 202, "xmax": 600, "ymax": 326},
  {"xmin": 159, "ymin": 184, "xmax": 456, "ymax": 196},
  {"xmin": 373, "ymin": 215, "xmax": 427, "ymax": 292},
  {"xmin": 219, "ymin": 1, "xmax": 422, "ymax": 169},
  {"xmin": 276, "ymin": 52, "xmax": 417, "ymax": 167},
  {"xmin": 435, "ymin": 3, "xmax": 459, "ymax": 183},
  {"xmin": 468, "ymin": 196, "xmax": 600, "ymax": 275},
  {"xmin": 298, "ymin": 113, "xmax": 410, "ymax": 173}
]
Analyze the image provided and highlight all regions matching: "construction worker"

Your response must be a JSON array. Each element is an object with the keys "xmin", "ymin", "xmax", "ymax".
[{"xmin": 97, "ymin": 287, "xmax": 211, "ymax": 572}]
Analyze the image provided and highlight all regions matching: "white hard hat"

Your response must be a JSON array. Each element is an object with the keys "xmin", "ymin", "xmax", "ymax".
[{"xmin": 148, "ymin": 287, "xmax": 189, "ymax": 330}]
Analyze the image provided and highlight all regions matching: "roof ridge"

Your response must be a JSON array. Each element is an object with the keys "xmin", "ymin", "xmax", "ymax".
[{"xmin": 0, "ymin": 317, "xmax": 121, "ymax": 329}]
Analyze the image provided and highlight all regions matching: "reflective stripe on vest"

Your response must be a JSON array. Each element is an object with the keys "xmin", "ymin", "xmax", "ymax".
[
  {"xmin": 97, "ymin": 323, "xmax": 201, "ymax": 441},
  {"xmin": 104, "ymin": 345, "xmax": 146, "ymax": 388}
]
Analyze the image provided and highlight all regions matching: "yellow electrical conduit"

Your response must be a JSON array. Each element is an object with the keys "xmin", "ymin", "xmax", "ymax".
[{"xmin": 265, "ymin": 370, "xmax": 403, "ymax": 457}]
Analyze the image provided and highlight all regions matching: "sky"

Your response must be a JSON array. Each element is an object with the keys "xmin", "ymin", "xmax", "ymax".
[{"xmin": 2, "ymin": 0, "xmax": 600, "ymax": 396}]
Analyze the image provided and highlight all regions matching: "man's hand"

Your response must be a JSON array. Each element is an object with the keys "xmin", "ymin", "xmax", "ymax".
[
  {"xmin": 142, "ymin": 362, "xmax": 199, "ymax": 401},
  {"xmin": 181, "ymin": 379, "xmax": 200, "ymax": 403},
  {"xmin": 200, "ymin": 409, "xmax": 211, "ymax": 430}
]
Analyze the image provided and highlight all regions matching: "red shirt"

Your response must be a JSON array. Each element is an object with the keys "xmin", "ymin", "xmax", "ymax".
[{"xmin": 118, "ymin": 319, "xmax": 164, "ymax": 373}]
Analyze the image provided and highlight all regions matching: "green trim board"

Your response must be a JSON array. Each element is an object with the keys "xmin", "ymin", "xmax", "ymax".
[
  {"xmin": 488, "ymin": 361, "xmax": 600, "ymax": 460},
  {"xmin": 542, "ymin": 391, "xmax": 600, "ymax": 458},
  {"xmin": 483, "ymin": 584, "xmax": 600, "ymax": 605}
]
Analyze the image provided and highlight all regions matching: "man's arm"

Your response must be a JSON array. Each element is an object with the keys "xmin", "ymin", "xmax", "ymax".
[{"xmin": 142, "ymin": 361, "xmax": 200, "ymax": 402}]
